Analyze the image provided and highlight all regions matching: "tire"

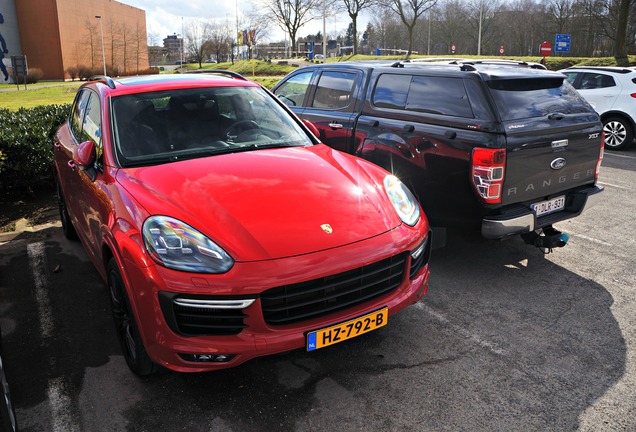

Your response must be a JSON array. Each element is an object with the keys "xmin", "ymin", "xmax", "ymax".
[
  {"xmin": 107, "ymin": 259, "xmax": 157, "ymax": 376},
  {"xmin": 603, "ymin": 116, "xmax": 634, "ymax": 150},
  {"xmin": 55, "ymin": 176, "xmax": 78, "ymax": 240}
]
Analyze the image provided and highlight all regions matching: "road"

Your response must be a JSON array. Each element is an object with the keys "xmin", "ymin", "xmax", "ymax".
[{"xmin": 0, "ymin": 148, "xmax": 634, "ymax": 431}]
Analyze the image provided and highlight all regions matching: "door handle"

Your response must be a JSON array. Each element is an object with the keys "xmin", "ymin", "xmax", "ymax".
[{"xmin": 328, "ymin": 123, "xmax": 343, "ymax": 129}]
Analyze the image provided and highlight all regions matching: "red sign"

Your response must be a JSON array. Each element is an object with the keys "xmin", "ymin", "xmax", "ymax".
[
  {"xmin": 499, "ymin": 46, "xmax": 504, "ymax": 55},
  {"xmin": 451, "ymin": 44, "xmax": 456, "ymax": 53},
  {"xmin": 540, "ymin": 41, "xmax": 552, "ymax": 57}
]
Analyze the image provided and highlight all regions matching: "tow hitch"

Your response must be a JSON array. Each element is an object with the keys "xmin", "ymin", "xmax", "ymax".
[{"xmin": 521, "ymin": 225, "xmax": 570, "ymax": 253}]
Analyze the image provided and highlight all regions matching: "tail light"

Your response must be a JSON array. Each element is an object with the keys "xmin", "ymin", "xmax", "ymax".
[
  {"xmin": 471, "ymin": 148, "xmax": 506, "ymax": 204},
  {"xmin": 595, "ymin": 131, "xmax": 604, "ymax": 181}
]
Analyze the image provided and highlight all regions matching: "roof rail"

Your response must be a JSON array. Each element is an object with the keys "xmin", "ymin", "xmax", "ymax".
[
  {"xmin": 89, "ymin": 75, "xmax": 116, "ymax": 89},
  {"xmin": 458, "ymin": 59, "xmax": 547, "ymax": 70},
  {"xmin": 183, "ymin": 69, "xmax": 248, "ymax": 80},
  {"xmin": 390, "ymin": 61, "xmax": 405, "ymax": 68},
  {"xmin": 566, "ymin": 66, "xmax": 634, "ymax": 74}
]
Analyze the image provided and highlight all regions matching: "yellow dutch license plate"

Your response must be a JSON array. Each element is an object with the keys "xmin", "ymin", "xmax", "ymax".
[{"xmin": 306, "ymin": 308, "xmax": 388, "ymax": 351}]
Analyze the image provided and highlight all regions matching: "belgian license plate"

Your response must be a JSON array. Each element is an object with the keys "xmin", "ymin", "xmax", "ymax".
[
  {"xmin": 306, "ymin": 308, "xmax": 388, "ymax": 352},
  {"xmin": 532, "ymin": 195, "xmax": 566, "ymax": 217}
]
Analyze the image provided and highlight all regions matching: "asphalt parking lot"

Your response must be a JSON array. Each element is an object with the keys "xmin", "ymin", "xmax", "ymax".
[{"xmin": 1, "ymin": 149, "xmax": 635, "ymax": 431}]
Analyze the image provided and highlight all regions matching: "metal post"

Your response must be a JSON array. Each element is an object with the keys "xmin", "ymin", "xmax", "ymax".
[
  {"xmin": 477, "ymin": 1, "xmax": 483, "ymax": 56},
  {"xmin": 95, "ymin": 15, "xmax": 106, "ymax": 75},
  {"xmin": 181, "ymin": 17, "xmax": 184, "ymax": 66}
]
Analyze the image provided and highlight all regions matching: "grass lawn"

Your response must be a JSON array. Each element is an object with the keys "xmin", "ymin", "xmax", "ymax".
[{"xmin": 0, "ymin": 83, "xmax": 80, "ymax": 110}]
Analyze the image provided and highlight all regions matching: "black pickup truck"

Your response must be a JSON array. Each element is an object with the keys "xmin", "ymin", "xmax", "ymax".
[{"xmin": 272, "ymin": 60, "xmax": 605, "ymax": 249}]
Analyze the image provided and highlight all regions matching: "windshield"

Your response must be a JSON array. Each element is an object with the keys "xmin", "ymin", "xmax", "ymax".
[
  {"xmin": 111, "ymin": 86, "xmax": 313, "ymax": 167},
  {"xmin": 487, "ymin": 77, "xmax": 593, "ymax": 121}
]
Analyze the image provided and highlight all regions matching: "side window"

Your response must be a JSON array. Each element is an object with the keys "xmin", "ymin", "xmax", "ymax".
[
  {"xmin": 70, "ymin": 90, "xmax": 91, "ymax": 140},
  {"xmin": 311, "ymin": 71, "xmax": 356, "ymax": 109},
  {"xmin": 563, "ymin": 72, "xmax": 578, "ymax": 86},
  {"xmin": 372, "ymin": 74, "xmax": 410, "ymax": 109},
  {"xmin": 80, "ymin": 93, "xmax": 101, "ymax": 144},
  {"xmin": 81, "ymin": 92, "xmax": 103, "ymax": 169},
  {"xmin": 580, "ymin": 73, "xmax": 615, "ymax": 90},
  {"xmin": 274, "ymin": 71, "xmax": 313, "ymax": 107},
  {"xmin": 406, "ymin": 76, "xmax": 474, "ymax": 118}
]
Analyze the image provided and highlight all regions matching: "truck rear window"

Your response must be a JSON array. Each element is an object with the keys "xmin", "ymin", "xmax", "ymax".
[
  {"xmin": 373, "ymin": 74, "xmax": 474, "ymax": 118},
  {"xmin": 487, "ymin": 77, "xmax": 592, "ymax": 121}
]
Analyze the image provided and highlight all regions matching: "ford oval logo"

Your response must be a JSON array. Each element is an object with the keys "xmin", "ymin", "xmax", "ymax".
[{"xmin": 551, "ymin": 157, "xmax": 567, "ymax": 170}]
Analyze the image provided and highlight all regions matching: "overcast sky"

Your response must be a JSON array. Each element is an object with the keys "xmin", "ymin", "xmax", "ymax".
[{"xmin": 120, "ymin": 0, "xmax": 362, "ymax": 45}]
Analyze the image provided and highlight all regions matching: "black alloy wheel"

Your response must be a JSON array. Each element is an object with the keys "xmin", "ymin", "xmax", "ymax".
[{"xmin": 107, "ymin": 259, "xmax": 157, "ymax": 376}]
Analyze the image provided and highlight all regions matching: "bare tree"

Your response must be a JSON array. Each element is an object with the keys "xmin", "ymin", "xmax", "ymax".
[
  {"xmin": 371, "ymin": 11, "xmax": 406, "ymax": 53},
  {"xmin": 241, "ymin": 11, "xmax": 271, "ymax": 59},
  {"xmin": 133, "ymin": 21, "xmax": 147, "ymax": 73},
  {"xmin": 437, "ymin": 0, "xmax": 468, "ymax": 54},
  {"xmin": 614, "ymin": 0, "xmax": 630, "ymax": 64},
  {"xmin": 343, "ymin": 0, "xmax": 376, "ymax": 54},
  {"xmin": 204, "ymin": 22, "xmax": 233, "ymax": 63},
  {"xmin": 185, "ymin": 19, "xmax": 212, "ymax": 67},
  {"xmin": 108, "ymin": 19, "xmax": 123, "ymax": 73},
  {"xmin": 120, "ymin": 23, "xmax": 131, "ymax": 73},
  {"xmin": 262, "ymin": 0, "xmax": 322, "ymax": 56},
  {"xmin": 464, "ymin": 0, "xmax": 502, "ymax": 55},
  {"xmin": 546, "ymin": 0, "xmax": 574, "ymax": 33},
  {"xmin": 384, "ymin": 0, "xmax": 438, "ymax": 57},
  {"xmin": 84, "ymin": 21, "xmax": 99, "ymax": 70}
]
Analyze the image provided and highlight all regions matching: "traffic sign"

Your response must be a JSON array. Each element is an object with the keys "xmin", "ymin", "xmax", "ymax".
[
  {"xmin": 499, "ymin": 46, "xmax": 505, "ymax": 55},
  {"xmin": 451, "ymin": 44, "xmax": 456, "ymax": 53},
  {"xmin": 540, "ymin": 41, "xmax": 552, "ymax": 57},
  {"xmin": 555, "ymin": 34, "xmax": 571, "ymax": 52}
]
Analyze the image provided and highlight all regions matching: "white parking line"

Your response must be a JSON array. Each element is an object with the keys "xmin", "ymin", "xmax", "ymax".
[
  {"xmin": 604, "ymin": 152, "xmax": 636, "ymax": 160},
  {"xmin": 597, "ymin": 181, "xmax": 634, "ymax": 191},
  {"xmin": 414, "ymin": 302, "xmax": 506, "ymax": 356},
  {"xmin": 573, "ymin": 233, "xmax": 613, "ymax": 247},
  {"xmin": 27, "ymin": 242, "xmax": 54, "ymax": 339},
  {"xmin": 27, "ymin": 242, "xmax": 80, "ymax": 432}
]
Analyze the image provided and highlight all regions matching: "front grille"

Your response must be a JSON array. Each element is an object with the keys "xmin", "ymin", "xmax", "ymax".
[
  {"xmin": 261, "ymin": 253, "xmax": 407, "ymax": 326},
  {"xmin": 159, "ymin": 293, "xmax": 249, "ymax": 336}
]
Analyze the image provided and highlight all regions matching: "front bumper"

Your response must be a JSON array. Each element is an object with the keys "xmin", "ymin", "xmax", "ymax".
[
  {"xmin": 121, "ymin": 226, "xmax": 431, "ymax": 372},
  {"xmin": 481, "ymin": 184, "xmax": 604, "ymax": 239}
]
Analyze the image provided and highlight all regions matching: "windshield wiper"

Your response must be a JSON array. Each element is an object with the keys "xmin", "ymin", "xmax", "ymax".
[{"xmin": 238, "ymin": 142, "xmax": 306, "ymax": 150}]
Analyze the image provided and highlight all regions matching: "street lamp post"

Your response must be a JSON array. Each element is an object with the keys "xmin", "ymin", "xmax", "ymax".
[
  {"xmin": 95, "ymin": 15, "xmax": 106, "ymax": 75},
  {"xmin": 181, "ymin": 17, "xmax": 184, "ymax": 67}
]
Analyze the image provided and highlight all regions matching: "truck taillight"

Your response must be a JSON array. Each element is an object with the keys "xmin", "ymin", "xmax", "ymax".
[
  {"xmin": 471, "ymin": 148, "xmax": 506, "ymax": 204},
  {"xmin": 596, "ymin": 132, "xmax": 604, "ymax": 181}
]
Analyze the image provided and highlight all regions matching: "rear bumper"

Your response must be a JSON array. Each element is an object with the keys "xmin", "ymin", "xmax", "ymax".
[{"xmin": 481, "ymin": 184, "xmax": 604, "ymax": 239}]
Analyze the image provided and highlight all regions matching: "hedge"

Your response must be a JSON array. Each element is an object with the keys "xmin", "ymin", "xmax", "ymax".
[{"xmin": 0, "ymin": 104, "xmax": 70, "ymax": 197}]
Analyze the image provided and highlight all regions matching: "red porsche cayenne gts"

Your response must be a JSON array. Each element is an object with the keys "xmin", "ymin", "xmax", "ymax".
[{"xmin": 53, "ymin": 73, "xmax": 431, "ymax": 375}]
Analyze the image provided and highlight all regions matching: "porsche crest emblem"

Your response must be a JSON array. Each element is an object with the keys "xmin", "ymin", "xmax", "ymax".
[{"xmin": 320, "ymin": 224, "xmax": 333, "ymax": 234}]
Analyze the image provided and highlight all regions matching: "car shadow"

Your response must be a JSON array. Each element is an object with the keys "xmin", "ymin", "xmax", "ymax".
[
  {"xmin": 0, "ymin": 227, "xmax": 625, "ymax": 431},
  {"xmin": 120, "ymin": 232, "xmax": 623, "ymax": 431},
  {"xmin": 602, "ymin": 146, "xmax": 636, "ymax": 172}
]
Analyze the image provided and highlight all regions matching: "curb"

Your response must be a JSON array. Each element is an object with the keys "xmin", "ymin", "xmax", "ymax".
[{"xmin": 0, "ymin": 218, "xmax": 61, "ymax": 244}]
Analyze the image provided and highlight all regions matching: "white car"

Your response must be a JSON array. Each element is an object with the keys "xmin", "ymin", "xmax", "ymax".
[{"xmin": 560, "ymin": 66, "xmax": 636, "ymax": 150}]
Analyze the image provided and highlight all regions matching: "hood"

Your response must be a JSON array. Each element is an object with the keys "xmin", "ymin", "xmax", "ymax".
[{"xmin": 116, "ymin": 145, "xmax": 401, "ymax": 261}]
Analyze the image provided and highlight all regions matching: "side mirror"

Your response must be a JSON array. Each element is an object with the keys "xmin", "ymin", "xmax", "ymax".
[
  {"xmin": 74, "ymin": 140, "xmax": 96, "ymax": 168},
  {"xmin": 302, "ymin": 119, "xmax": 320, "ymax": 139}
]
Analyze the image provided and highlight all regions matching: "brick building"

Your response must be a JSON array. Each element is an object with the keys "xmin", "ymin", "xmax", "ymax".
[{"xmin": 1, "ymin": 0, "xmax": 148, "ymax": 80}]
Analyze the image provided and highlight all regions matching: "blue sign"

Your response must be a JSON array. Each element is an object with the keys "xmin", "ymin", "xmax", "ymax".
[{"xmin": 555, "ymin": 34, "xmax": 571, "ymax": 53}]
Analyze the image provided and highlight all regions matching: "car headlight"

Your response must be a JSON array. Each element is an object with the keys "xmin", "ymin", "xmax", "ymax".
[
  {"xmin": 384, "ymin": 175, "xmax": 420, "ymax": 226},
  {"xmin": 142, "ymin": 216, "xmax": 234, "ymax": 274}
]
